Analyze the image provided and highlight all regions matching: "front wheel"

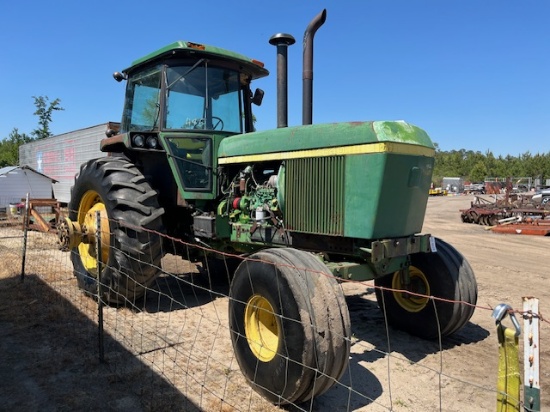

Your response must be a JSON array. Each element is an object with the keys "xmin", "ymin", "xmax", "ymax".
[
  {"xmin": 228, "ymin": 248, "xmax": 350, "ymax": 405},
  {"xmin": 68, "ymin": 157, "xmax": 165, "ymax": 305},
  {"xmin": 375, "ymin": 238, "xmax": 477, "ymax": 339}
]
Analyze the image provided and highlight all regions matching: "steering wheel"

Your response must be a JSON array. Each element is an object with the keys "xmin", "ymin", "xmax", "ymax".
[{"xmin": 211, "ymin": 116, "xmax": 224, "ymax": 130}]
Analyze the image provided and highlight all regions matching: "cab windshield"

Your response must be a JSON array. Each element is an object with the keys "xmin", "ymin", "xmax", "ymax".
[
  {"xmin": 121, "ymin": 62, "xmax": 243, "ymax": 133},
  {"xmin": 165, "ymin": 62, "xmax": 242, "ymax": 133}
]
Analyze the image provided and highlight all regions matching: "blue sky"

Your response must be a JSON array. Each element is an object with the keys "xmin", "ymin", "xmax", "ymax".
[{"xmin": 1, "ymin": 1, "xmax": 549, "ymax": 157}]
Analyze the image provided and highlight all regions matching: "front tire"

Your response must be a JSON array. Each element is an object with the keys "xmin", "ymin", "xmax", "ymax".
[
  {"xmin": 375, "ymin": 238, "xmax": 477, "ymax": 339},
  {"xmin": 69, "ymin": 157, "xmax": 164, "ymax": 305},
  {"xmin": 228, "ymin": 248, "xmax": 350, "ymax": 405}
]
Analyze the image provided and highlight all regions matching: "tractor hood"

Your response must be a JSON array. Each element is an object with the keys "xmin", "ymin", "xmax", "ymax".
[{"xmin": 218, "ymin": 121, "xmax": 434, "ymax": 164}]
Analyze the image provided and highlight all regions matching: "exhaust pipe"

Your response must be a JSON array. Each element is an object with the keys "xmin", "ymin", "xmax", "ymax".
[
  {"xmin": 302, "ymin": 9, "xmax": 327, "ymax": 125},
  {"xmin": 269, "ymin": 33, "xmax": 296, "ymax": 128}
]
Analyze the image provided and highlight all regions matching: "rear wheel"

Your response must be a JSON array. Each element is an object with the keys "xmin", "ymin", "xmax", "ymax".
[
  {"xmin": 228, "ymin": 248, "xmax": 350, "ymax": 404},
  {"xmin": 375, "ymin": 238, "xmax": 477, "ymax": 339},
  {"xmin": 69, "ymin": 157, "xmax": 164, "ymax": 305}
]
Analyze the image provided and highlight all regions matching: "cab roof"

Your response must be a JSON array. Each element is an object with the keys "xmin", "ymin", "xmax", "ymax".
[{"xmin": 124, "ymin": 40, "xmax": 269, "ymax": 80}]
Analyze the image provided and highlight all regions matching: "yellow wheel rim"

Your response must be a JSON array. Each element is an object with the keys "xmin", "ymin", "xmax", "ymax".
[
  {"xmin": 392, "ymin": 266, "xmax": 430, "ymax": 313},
  {"xmin": 244, "ymin": 295, "xmax": 279, "ymax": 362},
  {"xmin": 77, "ymin": 190, "xmax": 110, "ymax": 275}
]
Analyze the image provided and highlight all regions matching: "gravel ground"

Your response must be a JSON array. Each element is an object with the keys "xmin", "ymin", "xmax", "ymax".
[{"xmin": 0, "ymin": 195, "xmax": 548, "ymax": 411}]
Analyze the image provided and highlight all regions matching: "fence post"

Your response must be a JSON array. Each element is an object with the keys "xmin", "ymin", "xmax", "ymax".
[
  {"xmin": 523, "ymin": 297, "xmax": 540, "ymax": 412},
  {"xmin": 96, "ymin": 211, "xmax": 105, "ymax": 363},
  {"xmin": 20, "ymin": 193, "xmax": 30, "ymax": 282}
]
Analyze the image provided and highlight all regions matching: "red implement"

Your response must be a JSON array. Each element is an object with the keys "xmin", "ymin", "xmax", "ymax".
[{"xmin": 491, "ymin": 220, "xmax": 550, "ymax": 236}]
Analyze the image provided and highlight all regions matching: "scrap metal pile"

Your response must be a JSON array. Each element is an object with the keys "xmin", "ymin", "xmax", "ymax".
[{"xmin": 460, "ymin": 192, "xmax": 550, "ymax": 236}]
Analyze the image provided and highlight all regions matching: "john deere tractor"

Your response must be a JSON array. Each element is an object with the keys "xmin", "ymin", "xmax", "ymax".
[{"xmin": 59, "ymin": 10, "xmax": 477, "ymax": 405}]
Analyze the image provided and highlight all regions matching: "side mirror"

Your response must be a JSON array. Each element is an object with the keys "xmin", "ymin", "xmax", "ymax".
[
  {"xmin": 251, "ymin": 88, "xmax": 264, "ymax": 106},
  {"xmin": 105, "ymin": 128, "xmax": 118, "ymax": 137},
  {"xmin": 113, "ymin": 72, "xmax": 127, "ymax": 82}
]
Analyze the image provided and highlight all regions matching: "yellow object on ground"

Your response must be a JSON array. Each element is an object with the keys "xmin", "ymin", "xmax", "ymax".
[{"xmin": 496, "ymin": 322, "xmax": 521, "ymax": 411}]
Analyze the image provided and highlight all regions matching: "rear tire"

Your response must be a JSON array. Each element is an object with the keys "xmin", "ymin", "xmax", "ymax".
[
  {"xmin": 69, "ymin": 157, "xmax": 164, "ymax": 305},
  {"xmin": 374, "ymin": 238, "xmax": 477, "ymax": 339},
  {"xmin": 228, "ymin": 248, "xmax": 350, "ymax": 404}
]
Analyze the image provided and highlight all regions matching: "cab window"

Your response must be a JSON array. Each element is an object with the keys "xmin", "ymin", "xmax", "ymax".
[
  {"xmin": 166, "ymin": 137, "xmax": 212, "ymax": 191},
  {"xmin": 122, "ymin": 66, "xmax": 162, "ymax": 132}
]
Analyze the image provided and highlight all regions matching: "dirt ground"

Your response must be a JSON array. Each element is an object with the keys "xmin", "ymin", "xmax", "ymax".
[{"xmin": 0, "ymin": 195, "xmax": 548, "ymax": 411}]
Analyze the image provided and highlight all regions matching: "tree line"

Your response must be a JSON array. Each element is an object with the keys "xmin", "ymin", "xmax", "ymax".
[
  {"xmin": 432, "ymin": 144, "xmax": 550, "ymax": 186},
  {"xmin": 0, "ymin": 96, "xmax": 63, "ymax": 167}
]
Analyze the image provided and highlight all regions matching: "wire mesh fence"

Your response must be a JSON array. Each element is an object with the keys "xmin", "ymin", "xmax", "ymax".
[{"xmin": 0, "ymin": 211, "xmax": 546, "ymax": 411}]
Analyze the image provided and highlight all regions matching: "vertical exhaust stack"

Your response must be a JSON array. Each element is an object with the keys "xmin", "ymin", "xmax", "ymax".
[
  {"xmin": 302, "ymin": 9, "xmax": 327, "ymax": 125},
  {"xmin": 269, "ymin": 33, "xmax": 296, "ymax": 128}
]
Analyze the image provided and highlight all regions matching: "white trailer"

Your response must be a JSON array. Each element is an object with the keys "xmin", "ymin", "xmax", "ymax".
[{"xmin": 19, "ymin": 122, "xmax": 119, "ymax": 204}]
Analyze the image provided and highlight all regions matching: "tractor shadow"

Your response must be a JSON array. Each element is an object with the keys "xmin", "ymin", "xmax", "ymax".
[
  {"xmin": 0, "ymin": 273, "xmax": 201, "ymax": 411},
  {"xmin": 141, "ymin": 255, "xmax": 232, "ymax": 313},
  {"xmin": 344, "ymin": 287, "xmax": 490, "ymax": 364}
]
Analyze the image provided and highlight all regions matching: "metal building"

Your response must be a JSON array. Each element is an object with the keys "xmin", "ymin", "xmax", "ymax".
[
  {"xmin": 19, "ymin": 122, "xmax": 119, "ymax": 204},
  {"xmin": 0, "ymin": 165, "xmax": 56, "ymax": 209}
]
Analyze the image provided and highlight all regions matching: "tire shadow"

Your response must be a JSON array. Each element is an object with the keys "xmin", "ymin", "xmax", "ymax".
[
  {"xmin": 142, "ymin": 264, "xmax": 232, "ymax": 313},
  {"xmin": 345, "ymin": 288, "xmax": 490, "ymax": 364},
  {"xmin": 308, "ymin": 358, "xmax": 384, "ymax": 411}
]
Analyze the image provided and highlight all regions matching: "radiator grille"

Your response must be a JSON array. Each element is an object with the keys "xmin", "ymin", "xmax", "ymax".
[{"xmin": 285, "ymin": 156, "xmax": 345, "ymax": 235}]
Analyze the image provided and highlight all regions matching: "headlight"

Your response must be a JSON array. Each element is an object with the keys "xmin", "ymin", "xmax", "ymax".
[
  {"xmin": 146, "ymin": 136, "xmax": 158, "ymax": 149},
  {"xmin": 132, "ymin": 134, "xmax": 145, "ymax": 147}
]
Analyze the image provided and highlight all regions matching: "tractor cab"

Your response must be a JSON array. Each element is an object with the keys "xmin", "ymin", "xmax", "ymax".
[{"xmin": 102, "ymin": 41, "xmax": 268, "ymax": 200}]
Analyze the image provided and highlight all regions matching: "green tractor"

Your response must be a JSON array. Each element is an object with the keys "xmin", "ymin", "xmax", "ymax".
[{"xmin": 59, "ymin": 10, "xmax": 477, "ymax": 405}]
